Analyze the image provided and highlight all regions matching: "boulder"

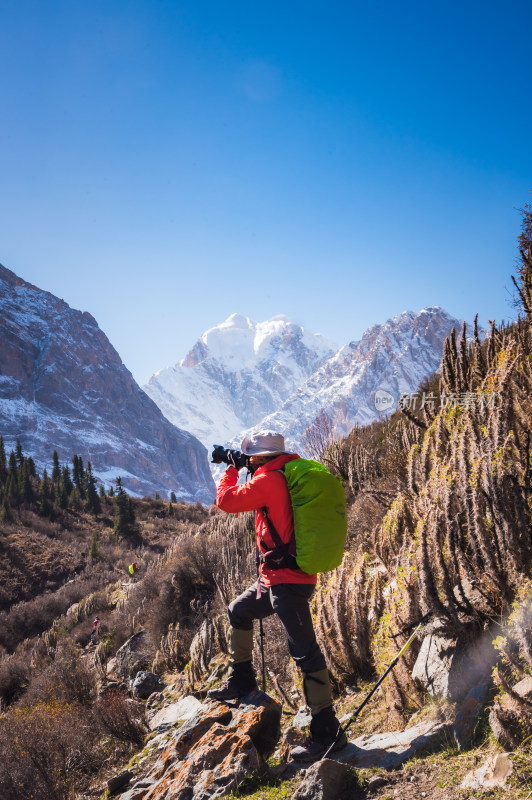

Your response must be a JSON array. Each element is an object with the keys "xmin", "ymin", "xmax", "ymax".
[
  {"xmin": 66, "ymin": 602, "xmax": 80, "ymax": 618},
  {"xmin": 460, "ymin": 752, "xmax": 513, "ymax": 790},
  {"xmin": 228, "ymin": 689, "xmax": 282, "ymax": 755},
  {"xmin": 292, "ymin": 759, "xmax": 350, "ymax": 800},
  {"xmin": 293, "ymin": 706, "xmax": 312, "ymax": 729},
  {"xmin": 411, "ymin": 622, "xmax": 495, "ymax": 702},
  {"xmin": 141, "ymin": 702, "xmax": 264, "ymax": 799},
  {"xmin": 132, "ymin": 671, "xmax": 165, "ymax": 699},
  {"xmin": 116, "ymin": 631, "xmax": 151, "ymax": 680},
  {"xmin": 148, "ymin": 722, "xmax": 262, "ymax": 800},
  {"xmin": 107, "ymin": 770, "xmax": 134, "ymax": 794},
  {"xmin": 335, "ymin": 718, "xmax": 450, "ymax": 770},
  {"xmin": 121, "ymin": 693, "xmax": 282, "ymax": 800},
  {"xmin": 105, "ymin": 656, "xmax": 118, "ymax": 677},
  {"xmin": 365, "ymin": 774, "xmax": 389, "ymax": 792},
  {"xmin": 98, "ymin": 680, "xmax": 128, "ymax": 697},
  {"xmin": 147, "ymin": 695, "xmax": 204, "ymax": 732},
  {"xmin": 489, "ymin": 675, "xmax": 532, "ymax": 748},
  {"xmin": 117, "ymin": 780, "xmax": 157, "ymax": 800}
]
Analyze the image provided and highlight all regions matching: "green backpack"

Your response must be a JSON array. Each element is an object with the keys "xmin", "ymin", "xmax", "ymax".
[{"xmin": 261, "ymin": 458, "xmax": 347, "ymax": 574}]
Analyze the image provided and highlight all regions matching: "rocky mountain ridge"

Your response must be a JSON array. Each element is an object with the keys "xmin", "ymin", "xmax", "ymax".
[
  {"xmin": 0, "ymin": 263, "xmax": 215, "ymax": 502},
  {"xmin": 145, "ymin": 307, "xmax": 473, "ymax": 455},
  {"xmin": 244, "ymin": 306, "xmax": 467, "ymax": 450}
]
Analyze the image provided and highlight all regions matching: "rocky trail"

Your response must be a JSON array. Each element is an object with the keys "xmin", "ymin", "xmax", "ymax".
[{"xmin": 83, "ymin": 628, "xmax": 529, "ymax": 800}]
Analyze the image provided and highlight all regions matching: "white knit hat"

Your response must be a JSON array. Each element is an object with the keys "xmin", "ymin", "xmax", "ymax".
[{"xmin": 240, "ymin": 430, "xmax": 288, "ymax": 456}]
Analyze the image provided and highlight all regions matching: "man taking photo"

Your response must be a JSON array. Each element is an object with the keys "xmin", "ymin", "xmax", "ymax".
[{"xmin": 208, "ymin": 430, "xmax": 347, "ymax": 762}]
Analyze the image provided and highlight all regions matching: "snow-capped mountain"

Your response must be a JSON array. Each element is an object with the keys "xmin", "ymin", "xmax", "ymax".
[
  {"xmin": 145, "ymin": 307, "xmax": 468, "ymax": 459},
  {"xmin": 143, "ymin": 313, "xmax": 337, "ymax": 448},
  {"xmin": 241, "ymin": 306, "xmax": 467, "ymax": 452},
  {"xmin": 0, "ymin": 264, "xmax": 215, "ymax": 502}
]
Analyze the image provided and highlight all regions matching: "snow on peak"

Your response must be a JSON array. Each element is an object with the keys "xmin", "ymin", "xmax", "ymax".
[
  {"xmin": 179, "ymin": 314, "xmax": 337, "ymax": 373},
  {"xmin": 144, "ymin": 314, "xmax": 338, "ymax": 450},
  {"xmin": 219, "ymin": 313, "xmax": 254, "ymax": 329}
]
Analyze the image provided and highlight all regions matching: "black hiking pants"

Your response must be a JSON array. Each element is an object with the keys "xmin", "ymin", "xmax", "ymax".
[{"xmin": 228, "ymin": 579, "xmax": 326, "ymax": 673}]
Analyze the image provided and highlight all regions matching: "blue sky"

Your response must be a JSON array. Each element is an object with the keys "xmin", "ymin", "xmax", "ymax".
[{"xmin": 1, "ymin": 0, "xmax": 531, "ymax": 385}]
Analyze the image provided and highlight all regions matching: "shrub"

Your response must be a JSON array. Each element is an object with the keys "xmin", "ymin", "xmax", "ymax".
[
  {"xmin": 0, "ymin": 699, "xmax": 99, "ymax": 800},
  {"xmin": 93, "ymin": 687, "xmax": 145, "ymax": 745},
  {"xmin": 0, "ymin": 650, "xmax": 31, "ymax": 707},
  {"xmin": 23, "ymin": 640, "xmax": 96, "ymax": 707}
]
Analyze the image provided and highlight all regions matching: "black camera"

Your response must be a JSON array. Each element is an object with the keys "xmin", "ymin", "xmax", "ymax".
[{"xmin": 211, "ymin": 445, "xmax": 249, "ymax": 470}]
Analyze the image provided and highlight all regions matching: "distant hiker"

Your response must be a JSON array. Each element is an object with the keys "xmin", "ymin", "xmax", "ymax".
[
  {"xmin": 91, "ymin": 616, "xmax": 100, "ymax": 641},
  {"xmin": 128, "ymin": 562, "xmax": 138, "ymax": 577},
  {"xmin": 208, "ymin": 430, "xmax": 347, "ymax": 761}
]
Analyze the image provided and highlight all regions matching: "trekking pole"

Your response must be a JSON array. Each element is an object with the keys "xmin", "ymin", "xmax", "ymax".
[
  {"xmin": 259, "ymin": 618, "xmax": 267, "ymax": 691},
  {"xmin": 321, "ymin": 621, "xmax": 424, "ymax": 760}
]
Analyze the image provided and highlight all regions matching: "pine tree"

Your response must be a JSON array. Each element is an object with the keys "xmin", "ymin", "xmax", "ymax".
[
  {"xmin": 69, "ymin": 487, "xmax": 82, "ymax": 510},
  {"xmin": 108, "ymin": 485, "xmax": 115, "ymax": 497},
  {"xmin": 58, "ymin": 481, "xmax": 69, "ymax": 510},
  {"xmin": 167, "ymin": 501, "xmax": 175, "ymax": 517},
  {"xmin": 8, "ymin": 451, "xmax": 17, "ymax": 481},
  {"xmin": 113, "ymin": 478, "xmax": 140, "ymax": 543},
  {"xmin": 0, "ymin": 495, "xmax": 14, "ymax": 524},
  {"xmin": 20, "ymin": 461, "xmax": 34, "ymax": 505},
  {"xmin": 39, "ymin": 469, "xmax": 53, "ymax": 517},
  {"xmin": 99, "ymin": 484, "xmax": 106, "ymax": 500},
  {"xmin": 15, "ymin": 440, "xmax": 24, "ymax": 467},
  {"xmin": 51, "ymin": 451, "xmax": 61, "ymax": 484},
  {"xmin": 113, "ymin": 477, "xmax": 129, "ymax": 539},
  {"xmin": 89, "ymin": 530, "xmax": 102, "ymax": 561},
  {"xmin": 72, "ymin": 454, "xmax": 80, "ymax": 486},
  {"xmin": 61, "ymin": 465, "xmax": 74, "ymax": 497},
  {"xmin": 85, "ymin": 462, "xmax": 101, "ymax": 515},
  {"xmin": 26, "ymin": 456, "xmax": 36, "ymax": 478},
  {"xmin": 155, "ymin": 492, "xmax": 160, "ymax": 500},
  {"xmin": 0, "ymin": 437, "xmax": 7, "ymax": 486},
  {"xmin": 72, "ymin": 455, "xmax": 86, "ymax": 499},
  {"xmin": 6, "ymin": 473, "xmax": 20, "ymax": 507},
  {"xmin": 170, "ymin": 491, "xmax": 177, "ymax": 503}
]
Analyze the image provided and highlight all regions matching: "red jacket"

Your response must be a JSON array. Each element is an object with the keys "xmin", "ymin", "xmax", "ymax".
[{"xmin": 216, "ymin": 453, "xmax": 317, "ymax": 587}]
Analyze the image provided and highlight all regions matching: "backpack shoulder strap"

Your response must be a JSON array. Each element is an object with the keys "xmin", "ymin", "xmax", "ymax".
[
  {"xmin": 260, "ymin": 507, "xmax": 298, "ymax": 569},
  {"xmin": 260, "ymin": 506, "xmax": 287, "ymax": 552}
]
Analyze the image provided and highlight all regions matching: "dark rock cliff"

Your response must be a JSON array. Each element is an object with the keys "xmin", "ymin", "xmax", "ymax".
[{"xmin": 0, "ymin": 263, "xmax": 215, "ymax": 503}]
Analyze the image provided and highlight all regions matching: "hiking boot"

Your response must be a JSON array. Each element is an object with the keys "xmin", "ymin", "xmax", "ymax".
[
  {"xmin": 207, "ymin": 661, "xmax": 258, "ymax": 702},
  {"xmin": 290, "ymin": 706, "xmax": 348, "ymax": 762}
]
